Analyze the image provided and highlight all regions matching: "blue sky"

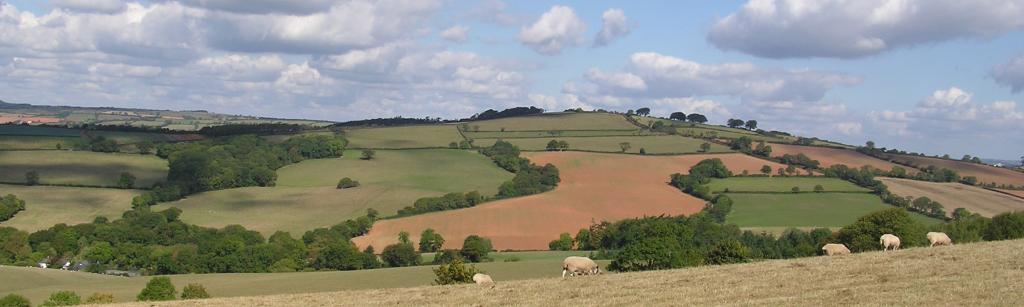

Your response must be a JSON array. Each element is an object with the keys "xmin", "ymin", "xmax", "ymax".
[{"xmin": 1, "ymin": 0, "xmax": 1022, "ymax": 159}]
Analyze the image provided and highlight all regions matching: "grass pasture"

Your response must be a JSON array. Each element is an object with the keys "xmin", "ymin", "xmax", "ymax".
[
  {"xmin": 0, "ymin": 151, "xmax": 168, "ymax": 187},
  {"xmin": 0, "ymin": 136, "xmax": 79, "ymax": 150},
  {"xmin": 88, "ymin": 240, "xmax": 1024, "ymax": 306},
  {"xmin": 474, "ymin": 135, "xmax": 730, "ymax": 154},
  {"xmin": 706, "ymin": 177, "xmax": 870, "ymax": 193},
  {"xmin": 156, "ymin": 149, "xmax": 512, "ymax": 235},
  {"xmin": 344, "ymin": 125, "xmax": 463, "ymax": 149},
  {"xmin": 462, "ymin": 129, "xmax": 652, "ymax": 139},
  {"xmin": 724, "ymin": 193, "xmax": 939, "ymax": 228},
  {"xmin": 0, "ymin": 184, "xmax": 142, "ymax": 231},
  {"xmin": 469, "ymin": 112, "xmax": 637, "ymax": 131},
  {"xmin": 0, "ymin": 252, "xmax": 608, "ymax": 304}
]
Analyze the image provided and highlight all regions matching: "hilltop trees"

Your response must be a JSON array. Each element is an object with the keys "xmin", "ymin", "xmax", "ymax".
[
  {"xmin": 686, "ymin": 113, "xmax": 708, "ymax": 123},
  {"xmin": 744, "ymin": 120, "xmax": 758, "ymax": 131},
  {"xmin": 669, "ymin": 112, "xmax": 686, "ymax": 120},
  {"xmin": 727, "ymin": 118, "xmax": 745, "ymax": 128},
  {"xmin": 635, "ymin": 107, "xmax": 651, "ymax": 116}
]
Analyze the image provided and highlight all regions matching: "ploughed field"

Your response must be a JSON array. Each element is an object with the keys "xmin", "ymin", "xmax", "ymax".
[
  {"xmin": 0, "ymin": 184, "xmax": 143, "ymax": 232},
  {"xmin": 109, "ymin": 239, "xmax": 1024, "ymax": 307},
  {"xmin": 880, "ymin": 154, "xmax": 1024, "ymax": 187},
  {"xmin": 769, "ymin": 143, "xmax": 910, "ymax": 172},
  {"xmin": 153, "ymin": 149, "xmax": 512, "ymax": 235},
  {"xmin": 0, "ymin": 151, "xmax": 168, "ymax": 187},
  {"xmin": 878, "ymin": 177, "xmax": 1024, "ymax": 217},
  {"xmin": 354, "ymin": 151, "xmax": 789, "ymax": 251},
  {"xmin": 999, "ymin": 189, "xmax": 1024, "ymax": 199}
]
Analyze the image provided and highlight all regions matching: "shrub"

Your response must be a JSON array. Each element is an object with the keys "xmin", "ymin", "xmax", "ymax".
[
  {"xmin": 503, "ymin": 255, "xmax": 522, "ymax": 262},
  {"xmin": 548, "ymin": 233, "xmax": 573, "ymax": 251},
  {"xmin": 448, "ymin": 142, "xmax": 458, "ymax": 149},
  {"xmin": 610, "ymin": 237, "xmax": 692, "ymax": 271},
  {"xmin": 24, "ymin": 171, "xmax": 39, "ymax": 186},
  {"xmin": 85, "ymin": 293, "xmax": 115, "ymax": 304},
  {"xmin": 137, "ymin": 277, "xmax": 176, "ymax": 301},
  {"xmin": 336, "ymin": 177, "xmax": 360, "ymax": 189},
  {"xmin": 118, "ymin": 172, "xmax": 136, "ymax": 189},
  {"xmin": 42, "ymin": 290, "xmax": 80, "ymax": 306},
  {"xmin": 0, "ymin": 194, "xmax": 26, "ymax": 222},
  {"xmin": 984, "ymin": 212, "xmax": 1024, "ymax": 241},
  {"xmin": 432, "ymin": 249, "xmax": 463, "ymax": 264},
  {"xmin": 180, "ymin": 283, "xmax": 210, "ymax": 300},
  {"xmin": 460, "ymin": 235, "xmax": 492, "ymax": 262},
  {"xmin": 791, "ymin": 186, "xmax": 800, "ymax": 193},
  {"xmin": 814, "ymin": 185, "xmax": 824, "ymax": 193},
  {"xmin": 705, "ymin": 240, "xmax": 749, "ymax": 265},
  {"xmin": 836, "ymin": 208, "xmax": 926, "ymax": 252},
  {"xmin": 0, "ymin": 294, "xmax": 31, "ymax": 307},
  {"xmin": 360, "ymin": 149, "xmax": 376, "ymax": 160},
  {"xmin": 433, "ymin": 258, "xmax": 480, "ymax": 285}
]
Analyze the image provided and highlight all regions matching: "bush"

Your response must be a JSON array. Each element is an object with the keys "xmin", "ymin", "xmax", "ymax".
[
  {"xmin": 0, "ymin": 194, "xmax": 26, "ymax": 222},
  {"xmin": 85, "ymin": 293, "xmax": 115, "ymax": 304},
  {"xmin": 705, "ymin": 240, "xmax": 749, "ymax": 265},
  {"xmin": 418, "ymin": 229, "xmax": 445, "ymax": 252},
  {"xmin": 984, "ymin": 212, "xmax": 1024, "ymax": 241},
  {"xmin": 432, "ymin": 258, "xmax": 480, "ymax": 285},
  {"xmin": 118, "ymin": 172, "xmax": 136, "ymax": 189},
  {"xmin": 42, "ymin": 290, "xmax": 80, "ymax": 306},
  {"xmin": 24, "ymin": 171, "xmax": 39, "ymax": 186},
  {"xmin": 460, "ymin": 235, "xmax": 492, "ymax": 262},
  {"xmin": 431, "ymin": 249, "xmax": 463, "ymax": 264},
  {"xmin": 360, "ymin": 149, "xmax": 376, "ymax": 160},
  {"xmin": 336, "ymin": 177, "xmax": 360, "ymax": 189},
  {"xmin": 548, "ymin": 233, "xmax": 573, "ymax": 251},
  {"xmin": 137, "ymin": 277, "xmax": 176, "ymax": 301},
  {"xmin": 180, "ymin": 283, "xmax": 210, "ymax": 300},
  {"xmin": 0, "ymin": 294, "xmax": 31, "ymax": 307},
  {"xmin": 836, "ymin": 208, "xmax": 926, "ymax": 252},
  {"xmin": 791, "ymin": 186, "xmax": 800, "ymax": 193},
  {"xmin": 381, "ymin": 242, "xmax": 421, "ymax": 267},
  {"xmin": 610, "ymin": 237, "xmax": 693, "ymax": 271}
]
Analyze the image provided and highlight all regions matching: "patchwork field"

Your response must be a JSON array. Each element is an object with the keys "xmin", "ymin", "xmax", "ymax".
[
  {"xmin": 878, "ymin": 177, "xmax": 1024, "ymax": 217},
  {"xmin": 344, "ymin": 125, "xmax": 463, "ymax": 149},
  {"xmin": 109, "ymin": 240, "xmax": 1024, "ymax": 306},
  {"xmin": 0, "ymin": 151, "xmax": 168, "ymax": 187},
  {"xmin": 0, "ymin": 136, "xmax": 79, "ymax": 150},
  {"xmin": 706, "ymin": 177, "xmax": 870, "ymax": 193},
  {"xmin": 881, "ymin": 154, "xmax": 1024, "ymax": 187},
  {"xmin": 354, "ymin": 152, "xmax": 789, "ymax": 251},
  {"xmin": 156, "ymin": 149, "xmax": 512, "ymax": 235},
  {"xmin": 724, "ymin": 193, "xmax": 938, "ymax": 227},
  {"xmin": 770, "ymin": 143, "xmax": 909, "ymax": 172},
  {"xmin": 0, "ymin": 252, "xmax": 606, "ymax": 304},
  {"xmin": 0, "ymin": 184, "xmax": 142, "ymax": 232},
  {"xmin": 474, "ymin": 135, "xmax": 730, "ymax": 154},
  {"xmin": 469, "ymin": 112, "xmax": 637, "ymax": 131}
]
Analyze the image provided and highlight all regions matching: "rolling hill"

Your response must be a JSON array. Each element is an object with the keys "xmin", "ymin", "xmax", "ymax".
[{"xmin": 878, "ymin": 177, "xmax": 1024, "ymax": 217}]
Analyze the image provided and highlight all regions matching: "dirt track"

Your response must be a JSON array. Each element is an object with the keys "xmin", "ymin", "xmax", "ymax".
[
  {"xmin": 879, "ymin": 177, "xmax": 1024, "ymax": 217},
  {"xmin": 353, "ymin": 152, "xmax": 787, "ymax": 251}
]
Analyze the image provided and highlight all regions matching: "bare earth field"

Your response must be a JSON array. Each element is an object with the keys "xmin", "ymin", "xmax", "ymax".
[
  {"xmin": 883, "ymin": 154, "xmax": 1024, "ymax": 187},
  {"xmin": 997, "ymin": 189, "xmax": 1024, "ymax": 199},
  {"xmin": 878, "ymin": 177, "xmax": 1024, "ymax": 217},
  {"xmin": 770, "ymin": 143, "xmax": 909, "ymax": 172},
  {"xmin": 354, "ymin": 152, "xmax": 788, "ymax": 251},
  {"xmin": 0, "ymin": 184, "xmax": 142, "ymax": 231},
  {"xmin": 110, "ymin": 239, "xmax": 1024, "ymax": 307}
]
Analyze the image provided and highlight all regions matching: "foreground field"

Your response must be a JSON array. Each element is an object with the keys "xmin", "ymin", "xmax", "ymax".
[
  {"xmin": 156, "ymin": 149, "xmax": 512, "ymax": 235},
  {"xmin": 706, "ymin": 177, "xmax": 869, "ymax": 193},
  {"xmin": 0, "ymin": 184, "xmax": 142, "ymax": 231},
  {"xmin": 723, "ymin": 193, "xmax": 931, "ymax": 228},
  {"xmin": 355, "ymin": 152, "xmax": 788, "ymax": 250},
  {"xmin": 0, "ymin": 252, "xmax": 603, "ymax": 304},
  {"xmin": 770, "ymin": 143, "xmax": 909, "ymax": 172},
  {"xmin": 0, "ymin": 151, "xmax": 167, "ymax": 187},
  {"xmin": 343, "ymin": 125, "xmax": 464, "ymax": 149},
  {"xmin": 878, "ymin": 177, "xmax": 1024, "ymax": 217},
  {"xmin": 112, "ymin": 239, "xmax": 1024, "ymax": 306},
  {"xmin": 474, "ymin": 135, "xmax": 729, "ymax": 154},
  {"xmin": 882, "ymin": 154, "xmax": 1024, "ymax": 187}
]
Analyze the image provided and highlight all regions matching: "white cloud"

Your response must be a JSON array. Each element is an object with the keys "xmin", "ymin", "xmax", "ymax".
[
  {"xmin": 993, "ymin": 53, "xmax": 1024, "ymax": 93},
  {"xmin": 651, "ymin": 98, "xmax": 732, "ymax": 118},
  {"xmin": 593, "ymin": 8, "xmax": 630, "ymax": 47},
  {"xmin": 834, "ymin": 122, "xmax": 863, "ymax": 136},
  {"xmin": 172, "ymin": 0, "xmax": 337, "ymax": 15},
  {"xmin": 52, "ymin": 0, "xmax": 126, "ymax": 13},
  {"xmin": 870, "ymin": 87, "xmax": 1024, "ymax": 138},
  {"xmin": 465, "ymin": 0, "xmax": 522, "ymax": 26},
  {"xmin": 518, "ymin": 5, "xmax": 586, "ymax": 55},
  {"xmin": 584, "ymin": 69, "xmax": 646, "ymax": 91},
  {"xmin": 440, "ymin": 26, "xmax": 469, "ymax": 42},
  {"xmin": 708, "ymin": 0, "xmax": 1024, "ymax": 58}
]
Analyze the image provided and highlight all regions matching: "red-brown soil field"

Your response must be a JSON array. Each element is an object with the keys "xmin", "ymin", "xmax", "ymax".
[
  {"xmin": 881, "ymin": 154, "xmax": 1024, "ymax": 187},
  {"xmin": 770, "ymin": 144, "xmax": 910, "ymax": 172},
  {"xmin": 353, "ymin": 152, "xmax": 788, "ymax": 251},
  {"xmin": 878, "ymin": 177, "xmax": 1024, "ymax": 217},
  {"xmin": 997, "ymin": 189, "xmax": 1024, "ymax": 200}
]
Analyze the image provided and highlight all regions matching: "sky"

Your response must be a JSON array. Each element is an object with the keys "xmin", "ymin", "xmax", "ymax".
[{"xmin": 0, "ymin": 0, "xmax": 1022, "ymax": 159}]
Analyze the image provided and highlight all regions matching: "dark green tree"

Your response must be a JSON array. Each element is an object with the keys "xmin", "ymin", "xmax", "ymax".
[
  {"xmin": 548, "ymin": 233, "xmax": 573, "ymax": 251},
  {"xmin": 460, "ymin": 235, "xmax": 492, "ymax": 262},
  {"xmin": 24, "ymin": 171, "xmax": 39, "ymax": 186},
  {"xmin": 180, "ymin": 284, "xmax": 210, "ymax": 300},
  {"xmin": 418, "ymin": 229, "xmax": 445, "ymax": 252},
  {"xmin": 137, "ymin": 277, "xmax": 176, "ymax": 301},
  {"xmin": 118, "ymin": 172, "xmax": 136, "ymax": 189}
]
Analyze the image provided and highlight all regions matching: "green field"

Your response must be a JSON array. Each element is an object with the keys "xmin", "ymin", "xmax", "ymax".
[
  {"xmin": 462, "ymin": 129, "xmax": 651, "ymax": 139},
  {"xmin": 0, "ymin": 184, "xmax": 142, "ymax": 232},
  {"xmin": 0, "ymin": 151, "xmax": 168, "ymax": 187},
  {"xmin": 469, "ymin": 112, "xmax": 637, "ymax": 131},
  {"xmin": 0, "ymin": 253, "xmax": 607, "ymax": 304},
  {"xmin": 725, "ymin": 193, "xmax": 941, "ymax": 228},
  {"xmin": 155, "ymin": 149, "xmax": 513, "ymax": 235},
  {"xmin": 0, "ymin": 136, "xmax": 79, "ymax": 150},
  {"xmin": 344, "ymin": 125, "xmax": 464, "ymax": 149},
  {"xmin": 474, "ymin": 135, "xmax": 730, "ymax": 154},
  {"xmin": 706, "ymin": 177, "xmax": 870, "ymax": 193},
  {"xmin": 0, "ymin": 125, "xmax": 81, "ymax": 137}
]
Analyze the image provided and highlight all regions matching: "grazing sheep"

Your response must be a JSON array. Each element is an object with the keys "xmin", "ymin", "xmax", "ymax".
[
  {"xmin": 927, "ymin": 232, "xmax": 952, "ymax": 247},
  {"xmin": 472, "ymin": 273, "xmax": 493, "ymax": 284},
  {"xmin": 562, "ymin": 256, "xmax": 599, "ymax": 278},
  {"xmin": 821, "ymin": 243, "xmax": 851, "ymax": 256},
  {"xmin": 880, "ymin": 234, "xmax": 901, "ymax": 251}
]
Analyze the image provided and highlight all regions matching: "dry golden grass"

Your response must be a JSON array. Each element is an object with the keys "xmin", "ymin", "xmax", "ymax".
[{"xmin": 107, "ymin": 239, "xmax": 1024, "ymax": 307}]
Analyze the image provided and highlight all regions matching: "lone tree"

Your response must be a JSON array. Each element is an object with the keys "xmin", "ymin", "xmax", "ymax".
[
  {"xmin": 137, "ymin": 277, "xmax": 176, "ymax": 301},
  {"xmin": 24, "ymin": 171, "xmax": 39, "ymax": 186},
  {"xmin": 337, "ymin": 177, "xmax": 360, "ymax": 189},
  {"xmin": 118, "ymin": 172, "xmax": 136, "ymax": 189},
  {"xmin": 360, "ymin": 149, "xmax": 376, "ymax": 160},
  {"xmin": 669, "ymin": 112, "xmax": 687, "ymax": 120},
  {"xmin": 760, "ymin": 165, "xmax": 772, "ymax": 176},
  {"xmin": 744, "ymin": 120, "xmax": 758, "ymax": 131},
  {"xmin": 686, "ymin": 113, "xmax": 708, "ymax": 123},
  {"xmin": 814, "ymin": 184, "xmax": 825, "ymax": 193},
  {"xmin": 460, "ymin": 235, "xmax": 492, "ymax": 262},
  {"xmin": 619, "ymin": 142, "xmax": 632, "ymax": 153},
  {"xmin": 700, "ymin": 143, "xmax": 711, "ymax": 153},
  {"xmin": 636, "ymin": 107, "xmax": 651, "ymax": 116},
  {"xmin": 419, "ymin": 228, "xmax": 445, "ymax": 252}
]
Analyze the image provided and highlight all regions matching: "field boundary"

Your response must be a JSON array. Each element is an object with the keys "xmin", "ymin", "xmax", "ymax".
[
  {"xmin": 715, "ymin": 190, "xmax": 871, "ymax": 195},
  {"xmin": 984, "ymin": 187, "xmax": 1024, "ymax": 201}
]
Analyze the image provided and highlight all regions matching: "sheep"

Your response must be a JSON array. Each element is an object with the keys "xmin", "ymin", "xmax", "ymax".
[
  {"xmin": 562, "ymin": 256, "xmax": 599, "ymax": 278},
  {"xmin": 927, "ymin": 232, "xmax": 952, "ymax": 247},
  {"xmin": 821, "ymin": 243, "xmax": 851, "ymax": 256},
  {"xmin": 880, "ymin": 234, "xmax": 901, "ymax": 251},
  {"xmin": 472, "ymin": 273, "xmax": 493, "ymax": 284}
]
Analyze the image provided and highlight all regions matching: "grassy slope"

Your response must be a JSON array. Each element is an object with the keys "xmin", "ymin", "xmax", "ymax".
[
  {"xmin": 469, "ymin": 112, "xmax": 637, "ymax": 131},
  {"xmin": 0, "ymin": 136, "xmax": 79, "ymax": 150},
  {"xmin": 0, "ymin": 252, "xmax": 606, "ymax": 304},
  {"xmin": 106, "ymin": 239, "xmax": 1024, "ymax": 306},
  {"xmin": 474, "ymin": 135, "xmax": 730, "ymax": 154},
  {"xmin": 344, "ymin": 125, "xmax": 464, "ymax": 149},
  {"xmin": 706, "ymin": 177, "xmax": 870, "ymax": 193},
  {"xmin": 0, "ymin": 151, "xmax": 168, "ymax": 187},
  {"xmin": 0, "ymin": 184, "xmax": 143, "ymax": 232},
  {"xmin": 154, "ymin": 149, "xmax": 512, "ymax": 235},
  {"xmin": 726, "ymin": 193, "xmax": 939, "ymax": 227}
]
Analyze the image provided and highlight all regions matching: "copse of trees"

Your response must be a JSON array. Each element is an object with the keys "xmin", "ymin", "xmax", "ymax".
[
  {"xmin": 198, "ymin": 123, "xmax": 306, "ymax": 137},
  {"xmin": 89, "ymin": 136, "xmax": 120, "ymax": 153},
  {"xmin": 777, "ymin": 153, "xmax": 820, "ymax": 170},
  {"xmin": 635, "ymin": 107, "xmax": 651, "ymax": 116},
  {"xmin": 545, "ymin": 140, "xmax": 569, "ymax": 151},
  {"xmin": 669, "ymin": 112, "xmax": 686, "ymax": 120},
  {"xmin": 670, "ymin": 158, "xmax": 732, "ymax": 200},
  {"xmin": 685, "ymin": 113, "xmax": 708, "ymax": 123},
  {"xmin": 0, "ymin": 194, "xmax": 26, "ymax": 222},
  {"xmin": 394, "ymin": 192, "xmax": 484, "ymax": 217},
  {"xmin": 281, "ymin": 134, "xmax": 347, "ymax": 159},
  {"xmin": 469, "ymin": 106, "xmax": 544, "ymax": 121}
]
